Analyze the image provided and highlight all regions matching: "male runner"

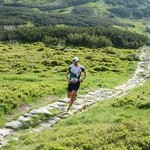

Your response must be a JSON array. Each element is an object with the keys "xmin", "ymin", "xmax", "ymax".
[{"xmin": 66, "ymin": 57, "xmax": 87, "ymax": 111}]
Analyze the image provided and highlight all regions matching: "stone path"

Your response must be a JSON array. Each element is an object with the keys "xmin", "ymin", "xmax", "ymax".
[{"xmin": 0, "ymin": 47, "xmax": 150, "ymax": 148}]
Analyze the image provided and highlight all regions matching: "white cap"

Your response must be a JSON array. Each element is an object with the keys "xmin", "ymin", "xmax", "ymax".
[{"xmin": 72, "ymin": 57, "xmax": 79, "ymax": 63}]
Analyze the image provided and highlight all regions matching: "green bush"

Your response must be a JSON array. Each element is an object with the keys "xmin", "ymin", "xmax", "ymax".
[
  {"xmin": 137, "ymin": 101, "xmax": 150, "ymax": 109},
  {"xmin": 7, "ymin": 122, "xmax": 149, "ymax": 150},
  {"xmin": 37, "ymin": 48, "xmax": 45, "ymax": 51},
  {"xmin": 93, "ymin": 66, "xmax": 109, "ymax": 72},
  {"xmin": 64, "ymin": 60, "xmax": 72, "ymax": 65},
  {"xmin": 85, "ymin": 56, "xmax": 92, "ymax": 60},
  {"xmin": 36, "ymin": 143, "xmax": 68, "ymax": 150},
  {"xmin": 42, "ymin": 60, "xmax": 62, "ymax": 67},
  {"xmin": 33, "ymin": 69, "xmax": 41, "ymax": 73},
  {"xmin": 111, "ymin": 99, "xmax": 136, "ymax": 107}
]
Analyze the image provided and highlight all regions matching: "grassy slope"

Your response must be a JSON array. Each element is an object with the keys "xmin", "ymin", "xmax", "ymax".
[
  {"xmin": 0, "ymin": 42, "xmax": 138, "ymax": 127},
  {"xmin": 3, "ymin": 77, "xmax": 150, "ymax": 150},
  {"xmin": 113, "ymin": 19, "xmax": 150, "ymax": 38}
]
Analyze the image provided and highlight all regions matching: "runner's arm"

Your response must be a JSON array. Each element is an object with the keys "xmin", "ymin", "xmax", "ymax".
[
  {"xmin": 66, "ymin": 69, "xmax": 71, "ymax": 83},
  {"xmin": 81, "ymin": 70, "xmax": 87, "ymax": 82}
]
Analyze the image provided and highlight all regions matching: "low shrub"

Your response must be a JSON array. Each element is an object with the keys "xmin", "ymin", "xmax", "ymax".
[
  {"xmin": 85, "ymin": 56, "xmax": 92, "ymax": 60},
  {"xmin": 37, "ymin": 48, "xmax": 45, "ymax": 51},
  {"xmin": 111, "ymin": 99, "xmax": 136, "ymax": 107},
  {"xmin": 36, "ymin": 143, "xmax": 68, "ymax": 150},
  {"xmin": 137, "ymin": 101, "xmax": 150, "ymax": 109},
  {"xmin": 93, "ymin": 66, "xmax": 109, "ymax": 72},
  {"xmin": 42, "ymin": 60, "xmax": 63, "ymax": 67},
  {"xmin": 15, "ymin": 122, "xmax": 150, "ymax": 150},
  {"xmin": 33, "ymin": 69, "xmax": 41, "ymax": 73}
]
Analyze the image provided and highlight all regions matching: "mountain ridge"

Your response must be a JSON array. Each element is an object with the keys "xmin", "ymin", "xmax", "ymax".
[{"xmin": 1, "ymin": 0, "xmax": 150, "ymax": 25}]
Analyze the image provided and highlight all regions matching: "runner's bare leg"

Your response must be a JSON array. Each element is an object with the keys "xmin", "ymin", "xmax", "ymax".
[
  {"xmin": 67, "ymin": 92, "xmax": 71, "ymax": 99},
  {"xmin": 73, "ymin": 93, "xmax": 77, "ymax": 102},
  {"xmin": 67, "ymin": 90, "xmax": 77, "ymax": 111}
]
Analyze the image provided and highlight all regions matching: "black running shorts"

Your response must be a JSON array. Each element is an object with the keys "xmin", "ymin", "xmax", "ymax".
[{"xmin": 68, "ymin": 82, "xmax": 80, "ymax": 92}]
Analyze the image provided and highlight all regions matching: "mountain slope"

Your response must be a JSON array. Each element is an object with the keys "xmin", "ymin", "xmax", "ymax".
[{"xmin": 0, "ymin": 0, "xmax": 149, "ymax": 26}]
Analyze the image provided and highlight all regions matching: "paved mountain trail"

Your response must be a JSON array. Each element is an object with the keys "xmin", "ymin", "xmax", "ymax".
[{"xmin": 0, "ymin": 46, "xmax": 150, "ymax": 148}]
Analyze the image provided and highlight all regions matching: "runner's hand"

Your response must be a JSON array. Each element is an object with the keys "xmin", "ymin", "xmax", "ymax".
[
  {"xmin": 79, "ymin": 79, "xmax": 83, "ymax": 83},
  {"xmin": 67, "ymin": 79, "xmax": 71, "ymax": 83}
]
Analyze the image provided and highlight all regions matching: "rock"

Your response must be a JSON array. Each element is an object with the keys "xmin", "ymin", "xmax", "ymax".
[
  {"xmin": 11, "ymin": 137, "xmax": 19, "ymax": 141},
  {"xmin": 77, "ymin": 95, "xmax": 85, "ymax": 98},
  {"xmin": 41, "ymin": 122, "xmax": 51, "ymax": 128},
  {"xmin": 0, "ymin": 135, "xmax": 3, "ymax": 140},
  {"xmin": 0, "ymin": 128, "xmax": 14, "ymax": 138},
  {"xmin": 30, "ymin": 107, "xmax": 51, "ymax": 115},
  {"xmin": 129, "ymin": 54, "xmax": 140, "ymax": 61},
  {"xmin": 30, "ymin": 127, "xmax": 44, "ymax": 133},
  {"xmin": 5, "ymin": 121, "xmax": 22, "ymax": 129},
  {"xmin": 58, "ymin": 98, "xmax": 69, "ymax": 103},
  {"xmin": 71, "ymin": 109, "xmax": 79, "ymax": 114},
  {"xmin": 55, "ymin": 102, "xmax": 66, "ymax": 107},
  {"xmin": 88, "ymin": 92, "xmax": 96, "ymax": 95},
  {"xmin": 22, "ymin": 113, "xmax": 37, "ymax": 117},
  {"xmin": 85, "ymin": 101, "xmax": 95, "ymax": 106},
  {"xmin": 85, "ymin": 99, "xmax": 95, "ymax": 103},
  {"xmin": 59, "ymin": 106, "xmax": 67, "ymax": 112},
  {"xmin": 67, "ymin": 111, "xmax": 74, "ymax": 116},
  {"xmin": 100, "ymin": 88, "xmax": 111, "ymax": 92},
  {"xmin": 94, "ymin": 97, "xmax": 102, "ymax": 101},
  {"xmin": 138, "ymin": 68, "xmax": 145, "ymax": 73},
  {"xmin": 83, "ymin": 94, "xmax": 92, "ymax": 98},
  {"xmin": 116, "ymin": 92, "xmax": 128, "ymax": 98},
  {"xmin": 58, "ymin": 112, "xmax": 70, "ymax": 119},
  {"xmin": 45, "ymin": 105, "xmax": 54, "ymax": 111},
  {"xmin": 18, "ymin": 116, "xmax": 31, "ymax": 122},
  {"xmin": 30, "ymin": 109, "xmax": 38, "ymax": 114},
  {"xmin": 93, "ymin": 90, "xmax": 101, "ymax": 94},
  {"xmin": 59, "ymin": 114, "xmax": 69, "ymax": 119},
  {"xmin": 50, "ymin": 117, "xmax": 60, "ymax": 122},
  {"xmin": 48, "ymin": 103, "xmax": 59, "ymax": 109},
  {"xmin": 0, "ymin": 140, "xmax": 9, "ymax": 147},
  {"xmin": 74, "ymin": 99, "xmax": 85, "ymax": 105},
  {"xmin": 72, "ymin": 105, "xmax": 83, "ymax": 110},
  {"xmin": 48, "ymin": 120, "xmax": 57, "ymax": 126},
  {"xmin": 63, "ymin": 48, "xmax": 68, "ymax": 52}
]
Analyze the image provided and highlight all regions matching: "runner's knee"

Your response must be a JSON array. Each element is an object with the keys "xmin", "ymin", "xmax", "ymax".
[
  {"xmin": 72, "ymin": 90, "xmax": 76, "ymax": 95},
  {"xmin": 67, "ymin": 92, "xmax": 71, "ymax": 98}
]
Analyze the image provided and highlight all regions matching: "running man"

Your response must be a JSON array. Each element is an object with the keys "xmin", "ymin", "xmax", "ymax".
[{"xmin": 66, "ymin": 57, "xmax": 87, "ymax": 111}]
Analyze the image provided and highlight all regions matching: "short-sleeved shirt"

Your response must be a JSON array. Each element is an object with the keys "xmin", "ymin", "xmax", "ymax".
[{"xmin": 68, "ymin": 64, "xmax": 85, "ymax": 83}]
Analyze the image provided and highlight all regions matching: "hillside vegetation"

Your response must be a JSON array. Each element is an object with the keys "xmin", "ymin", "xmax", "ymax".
[
  {"xmin": 2, "ymin": 76, "xmax": 150, "ymax": 150},
  {"xmin": 0, "ymin": 26, "xmax": 148, "ymax": 49},
  {"xmin": 0, "ymin": 0, "xmax": 149, "ymax": 129},
  {"xmin": 0, "ymin": 0, "xmax": 114, "ymax": 27},
  {"xmin": 0, "ymin": 42, "xmax": 138, "ymax": 127},
  {"xmin": 0, "ymin": 0, "xmax": 150, "ymax": 149},
  {"xmin": 0, "ymin": 0, "xmax": 150, "ymax": 45},
  {"xmin": 105, "ymin": 0, "xmax": 150, "ymax": 19},
  {"xmin": 0, "ymin": 0, "xmax": 150, "ymax": 28}
]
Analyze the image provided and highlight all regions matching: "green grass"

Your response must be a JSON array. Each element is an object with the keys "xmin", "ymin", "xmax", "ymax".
[
  {"xmin": 114, "ymin": 19, "xmax": 150, "ymax": 38},
  {"xmin": 0, "ymin": 42, "xmax": 138, "ymax": 127},
  {"xmin": 3, "ymin": 79, "xmax": 150, "ymax": 150},
  {"xmin": 85, "ymin": 0, "xmax": 110, "ymax": 17}
]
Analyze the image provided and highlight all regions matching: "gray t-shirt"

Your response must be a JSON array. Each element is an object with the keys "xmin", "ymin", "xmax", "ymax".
[{"xmin": 68, "ymin": 64, "xmax": 85, "ymax": 83}]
